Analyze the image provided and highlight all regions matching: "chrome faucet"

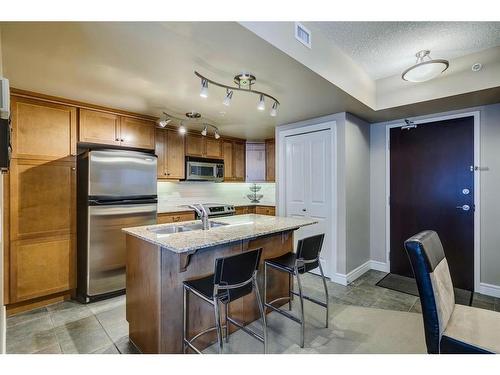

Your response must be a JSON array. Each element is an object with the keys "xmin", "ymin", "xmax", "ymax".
[{"xmin": 188, "ymin": 204, "xmax": 210, "ymax": 230}]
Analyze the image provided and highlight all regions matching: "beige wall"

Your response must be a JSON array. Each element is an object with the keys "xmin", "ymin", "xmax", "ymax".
[{"xmin": 370, "ymin": 103, "xmax": 500, "ymax": 294}]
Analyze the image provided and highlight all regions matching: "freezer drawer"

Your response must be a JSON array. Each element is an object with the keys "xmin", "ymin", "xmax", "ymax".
[{"xmin": 87, "ymin": 203, "xmax": 156, "ymax": 296}]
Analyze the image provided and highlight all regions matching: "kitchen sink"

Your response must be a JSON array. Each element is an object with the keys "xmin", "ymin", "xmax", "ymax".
[{"xmin": 148, "ymin": 221, "xmax": 228, "ymax": 234}]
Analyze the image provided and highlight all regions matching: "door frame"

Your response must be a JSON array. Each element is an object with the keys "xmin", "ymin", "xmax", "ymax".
[
  {"xmin": 385, "ymin": 111, "xmax": 481, "ymax": 291},
  {"xmin": 277, "ymin": 121, "xmax": 337, "ymax": 279}
]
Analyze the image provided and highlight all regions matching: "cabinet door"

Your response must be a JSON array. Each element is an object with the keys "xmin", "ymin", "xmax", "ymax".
[
  {"xmin": 10, "ymin": 235, "xmax": 74, "ymax": 302},
  {"xmin": 266, "ymin": 139, "xmax": 276, "ymax": 182},
  {"xmin": 166, "ymin": 129, "xmax": 185, "ymax": 179},
  {"xmin": 120, "ymin": 117, "xmax": 155, "ymax": 150},
  {"xmin": 155, "ymin": 128, "xmax": 167, "ymax": 178},
  {"xmin": 233, "ymin": 141, "xmax": 246, "ymax": 181},
  {"xmin": 185, "ymin": 134, "xmax": 205, "ymax": 157},
  {"xmin": 79, "ymin": 109, "xmax": 120, "ymax": 146},
  {"xmin": 222, "ymin": 141, "xmax": 234, "ymax": 180},
  {"xmin": 205, "ymin": 138, "xmax": 222, "ymax": 158},
  {"xmin": 11, "ymin": 96, "xmax": 77, "ymax": 161},
  {"xmin": 10, "ymin": 159, "xmax": 76, "ymax": 241}
]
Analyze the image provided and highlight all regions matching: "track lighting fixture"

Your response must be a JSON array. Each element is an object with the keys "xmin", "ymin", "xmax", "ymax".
[
  {"xmin": 160, "ymin": 111, "xmax": 220, "ymax": 138},
  {"xmin": 200, "ymin": 78, "xmax": 209, "ymax": 98},
  {"xmin": 194, "ymin": 71, "xmax": 280, "ymax": 117},
  {"xmin": 270, "ymin": 102, "xmax": 279, "ymax": 117},
  {"xmin": 178, "ymin": 124, "xmax": 187, "ymax": 135},
  {"xmin": 157, "ymin": 112, "xmax": 172, "ymax": 128},
  {"xmin": 201, "ymin": 125, "xmax": 208, "ymax": 136},
  {"xmin": 257, "ymin": 94, "xmax": 265, "ymax": 111},
  {"xmin": 214, "ymin": 130, "xmax": 220, "ymax": 140},
  {"xmin": 223, "ymin": 89, "xmax": 233, "ymax": 106}
]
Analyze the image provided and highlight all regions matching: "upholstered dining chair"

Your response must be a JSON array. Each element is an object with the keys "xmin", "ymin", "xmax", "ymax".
[{"xmin": 404, "ymin": 230, "xmax": 500, "ymax": 354}]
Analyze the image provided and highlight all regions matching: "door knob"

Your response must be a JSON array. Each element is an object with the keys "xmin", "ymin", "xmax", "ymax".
[
  {"xmin": 302, "ymin": 208, "xmax": 307, "ymax": 212},
  {"xmin": 456, "ymin": 205, "xmax": 470, "ymax": 211}
]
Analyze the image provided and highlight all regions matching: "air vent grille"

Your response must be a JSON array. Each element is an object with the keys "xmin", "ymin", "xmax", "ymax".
[{"xmin": 295, "ymin": 22, "xmax": 311, "ymax": 49}]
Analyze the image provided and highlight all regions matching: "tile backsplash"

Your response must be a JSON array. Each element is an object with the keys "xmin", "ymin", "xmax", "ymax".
[{"xmin": 157, "ymin": 181, "xmax": 276, "ymax": 209}]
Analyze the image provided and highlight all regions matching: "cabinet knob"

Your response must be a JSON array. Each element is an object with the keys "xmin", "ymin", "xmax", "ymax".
[
  {"xmin": 115, "ymin": 138, "xmax": 119, "ymax": 141},
  {"xmin": 71, "ymin": 167, "xmax": 76, "ymax": 171},
  {"xmin": 164, "ymin": 172, "xmax": 167, "ymax": 175},
  {"xmin": 121, "ymin": 139, "xmax": 124, "ymax": 142}
]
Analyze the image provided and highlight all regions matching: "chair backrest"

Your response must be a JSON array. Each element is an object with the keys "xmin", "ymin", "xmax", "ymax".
[
  {"xmin": 296, "ymin": 234, "xmax": 325, "ymax": 272},
  {"xmin": 214, "ymin": 248, "xmax": 262, "ymax": 289},
  {"xmin": 404, "ymin": 230, "xmax": 455, "ymax": 354}
]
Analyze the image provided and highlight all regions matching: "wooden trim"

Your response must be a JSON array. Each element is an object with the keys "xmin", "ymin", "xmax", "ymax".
[
  {"xmin": 10, "ymin": 88, "xmax": 158, "ymax": 122},
  {"xmin": 6, "ymin": 291, "xmax": 71, "ymax": 316},
  {"xmin": 3, "ymin": 173, "xmax": 11, "ymax": 304}
]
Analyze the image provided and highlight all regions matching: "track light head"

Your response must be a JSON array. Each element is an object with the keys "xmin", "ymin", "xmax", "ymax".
[
  {"xmin": 257, "ymin": 94, "xmax": 265, "ymax": 111},
  {"xmin": 214, "ymin": 130, "xmax": 220, "ymax": 139},
  {"xmin": 270, "ymin": 102, "xmax": 279, "ymax": 117},
  {"xmin": 179, "ymin": 124, "xmax": 187, "ymax": 135},
  {"xmin": 201, "ymin": 125, "xmax": 208, "ymax": 136},
  {"xmin": 200, "ymin": 79, "xmax": 208, "ymax": 98},
  {"xmin": 223, "ymin": 89, "xmax": 233, "ymax": 106}
]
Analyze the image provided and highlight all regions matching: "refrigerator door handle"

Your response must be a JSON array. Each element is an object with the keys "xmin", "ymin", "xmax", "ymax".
[{"xmin": 89, "ymin": 198, "xmax": 158, "ymax": 206}]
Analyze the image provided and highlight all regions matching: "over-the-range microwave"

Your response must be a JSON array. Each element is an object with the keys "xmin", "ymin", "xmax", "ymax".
[{"xmin": 185, "ymin": 156, "xmax": 224, "ymax": 182}]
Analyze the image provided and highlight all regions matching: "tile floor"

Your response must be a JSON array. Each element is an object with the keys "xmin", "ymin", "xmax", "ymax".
[{"xmin": 6, "ymin": 270, "xmax": 500, "ymax": 354}]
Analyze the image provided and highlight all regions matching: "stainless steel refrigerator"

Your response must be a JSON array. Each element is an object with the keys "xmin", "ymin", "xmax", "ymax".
[{"xmin": 77, "ymin": 149, "xmax": 157, "ymax": 303}]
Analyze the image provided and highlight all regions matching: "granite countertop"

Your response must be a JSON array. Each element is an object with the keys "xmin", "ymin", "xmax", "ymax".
[
  {"xmin": 122, "ymin": 214, "xmax": 316, "ymax": 253},
  {"xmin": 158, "ymin": 202, "xmax": 275, "ymax": 214}
]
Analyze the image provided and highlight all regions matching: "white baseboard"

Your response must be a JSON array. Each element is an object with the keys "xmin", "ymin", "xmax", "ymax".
[
  {"xmin": 346, "ymin": 260, "xmax": 371, "ymax": 284},
  {"xmin": 330, "ymin": 273, "xmax": 348, "ymax": 286},
  {"xmin": 370, "ymin": 260, "xmax": 390, "ymax": 273},
  {"xmin": 477, "ymin": 282, "xmax": 500, "ymax": 298}
]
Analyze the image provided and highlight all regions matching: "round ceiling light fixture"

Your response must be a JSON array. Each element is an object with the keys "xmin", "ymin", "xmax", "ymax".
[
  {"xmin": 402, "ymin": 50, "xmax": 449, "ymax": 83},
  {"xmin": 234, "ymin": 72, "xmax": 256, "ymax": 88},
  {"xmin": 471, "ymin": 63, "xmax": 482, "ymax": 72}
]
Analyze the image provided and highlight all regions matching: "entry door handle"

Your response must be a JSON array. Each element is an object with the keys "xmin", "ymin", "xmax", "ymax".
[{"xmin": 456, "ymin": 205, "xmax": 470, "ymax": 211}]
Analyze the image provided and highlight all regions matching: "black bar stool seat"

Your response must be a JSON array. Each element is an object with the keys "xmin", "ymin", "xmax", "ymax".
[
  {"xmin": 264, "ymin": 233, "xmax": 329, "ymax": 348},
  {"xmin": 183, "ymin": 248, "xmax": 267, "ymax": 354},
  {"xmin": 184, "ymin": 275, "xmax": 254, "ymax": 304}
]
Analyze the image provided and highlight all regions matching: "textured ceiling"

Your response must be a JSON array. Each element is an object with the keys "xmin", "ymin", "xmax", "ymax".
[{"xmin": 311, "ymin": 22, "xmax": 500, "ymax": 80}]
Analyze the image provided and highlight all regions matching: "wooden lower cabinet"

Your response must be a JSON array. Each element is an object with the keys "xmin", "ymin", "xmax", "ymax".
[
  {"xmin": 157, "ymin": 211, "xmax": 195, "ymax": 224},
  {"xmin": 7, "ymin": 159, "xmax": 76, "ymax": 304},
  {"xmin": 236, "ymin": 205, "xmax": 274, "ymax": 216},
  {"xmin": 10, "ymin": 235, "xmax": 75, "ymax": 302}
]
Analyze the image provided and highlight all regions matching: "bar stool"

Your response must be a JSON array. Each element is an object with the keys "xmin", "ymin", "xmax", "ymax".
[
  {"xmin": 264, "ymin": 234, "xmax": 328, "ymax": 348},
  {"xmin": 182, "ymin": 248, "xmax": 267, "ymax": 354}
]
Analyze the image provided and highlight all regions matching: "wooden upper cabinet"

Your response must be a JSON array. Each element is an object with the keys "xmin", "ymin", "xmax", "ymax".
[
  {"xmin": 266, "ymin": 139, "xmax": 276, "ymax": 182},
  {"xmin": 165, "ymin": 129, "xmax": 185, "ymax": 179},
  {"xmin": 233, "ymin": 141, "xmax": 246, "ymax": 181},
  {"xmin": 120, "ymin": 117, "xmax": 156, "ymax": 150},
  {"xmin": 155, "ymin": 128, "xmax": 185, "ymax": 180},
  {"xmin": 222, "ymin": 141, "xmax": 234, "ymax": 180},
  {"xmin": 11, "ymin": 96, "xmax": 77, "ymax": 161},
  {"xmin": 185, "ymin": 134, "xmax": 205, "ymax": 157},
  {"xmin": 79, "ymin": 109, "xmax": 120, "ymax": 146},
  {"xmin": 205, "ymin": 138, "xmax": 222, "ymax": 158},
  {"xmin": 79, "ymin": 109, "xmax": 155, "ymax": 150}
]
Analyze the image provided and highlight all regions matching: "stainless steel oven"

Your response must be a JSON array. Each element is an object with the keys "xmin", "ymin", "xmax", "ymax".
[{"xmin": 186, "ymin": 156, "xmax": 224, "ymax": 182}]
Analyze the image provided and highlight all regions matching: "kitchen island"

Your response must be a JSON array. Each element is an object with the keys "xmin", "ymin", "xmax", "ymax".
[{"xmin": 122, "ymin": 214, "xmax": 316, "ymax": 354}]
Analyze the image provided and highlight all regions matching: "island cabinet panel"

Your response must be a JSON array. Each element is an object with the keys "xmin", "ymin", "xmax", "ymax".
[
  {"xmin": 79, "ymin": 109, "xmax": 121, "ymax": 146},
  {"xmin": 156, "ymin": 128, "xmax": 185, "ymax": 180},
  {"xmin": 255, "ymin": 205, "xmax": 276, "ymax": 216},
  {"xmin": 10, "ymin": 96, "xmax": 77, "ymax": 161},
  {"xmin": 125, "ymin": 230, "xmax": 293, "ymax": 354}
]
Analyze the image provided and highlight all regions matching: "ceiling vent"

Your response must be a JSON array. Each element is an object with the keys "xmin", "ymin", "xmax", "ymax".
[{"xmin": 295, "ymin": 22, "xmax": 311, "ymax": 49}]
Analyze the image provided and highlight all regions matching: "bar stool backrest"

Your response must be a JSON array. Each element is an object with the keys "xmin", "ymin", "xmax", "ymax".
[
  {"xmin": 214, "ymin": 248, "xmax": 262, "ymax": 301},
  {"xmin": 296, "ymin": 234, "xmax": 325, "ymax": 272}
]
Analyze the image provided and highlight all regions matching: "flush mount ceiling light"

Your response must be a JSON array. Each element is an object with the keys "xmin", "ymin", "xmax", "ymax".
[
  {"xmin": 195, "ymin": 71, "xmax": 280, "ymax": 117},
  {"xmin": 402, "ymin": 50, "xmax": 449, "ymax": 83}
]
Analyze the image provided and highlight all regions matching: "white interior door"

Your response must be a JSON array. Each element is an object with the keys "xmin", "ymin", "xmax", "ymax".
[{"xmin": 285, "ymin": 129, "xmax": 332, "ymax": 276}]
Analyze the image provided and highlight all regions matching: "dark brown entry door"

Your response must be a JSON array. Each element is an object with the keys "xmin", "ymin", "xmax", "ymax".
[{"xmin": 390, "ymin": 116, "xmax": 474, "ymax": 291}]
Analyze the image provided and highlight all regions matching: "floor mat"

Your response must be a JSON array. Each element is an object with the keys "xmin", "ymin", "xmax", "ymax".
[{"xmin": 376, "ymin": 273, "xmax": 473, "ymax": 306}]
